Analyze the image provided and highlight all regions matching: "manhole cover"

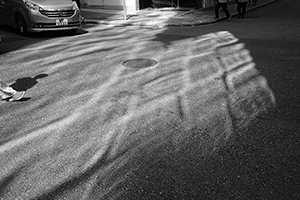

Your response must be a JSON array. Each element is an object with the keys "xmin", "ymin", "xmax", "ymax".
[{"xmin": 122, "ymin": 59, "xmax": 157, "ymax": 69}]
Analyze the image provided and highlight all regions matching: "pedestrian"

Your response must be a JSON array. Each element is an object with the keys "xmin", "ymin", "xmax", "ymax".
[
  {"xmin": 215, "ymin": 0, "xmax": 232, "ymax": 21},
  {"xmin": 0, "ymin": 79, "xmax": 25, "ymax": 101},
  {"xmin": 237, "ymin": 0, "xmax": 248, "ymax": 18}
]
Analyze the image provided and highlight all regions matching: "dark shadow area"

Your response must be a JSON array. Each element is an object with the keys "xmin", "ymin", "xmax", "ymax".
[
  {"xmin": 80, "ymin": 9, "xmax": 124, "ymax": 21},
  {"xmin": 244, "ymin": 38, "xmax": 300, "ymax": 123},
  {"xmin": 140, "ymin": 0, "xmax": 154, "ymax": 9},
  {"xmin": 148, "ymin": 0, "xmax": 280, "ymax": 48},
  {"xmin": 0, "ymin": 24, "xmax": 19, "ymax": 35},
  {"xmin": 29, "ymin": 28, "xmax": 89, "ymax": 38},
  {"xmin": 152, "ymin": 33, "xmax": 194, "ymax": 48},
  {"xmin": 0, "ymin": 24, "xmax": 89, "ymax": 55},
  {"xmin": 10, "ymin": 74, "xmax": 48, "ymax": 91},
  {"xmin": 124, "ymin": 112, "xmax": 300, "ymax": 199},
  {"xmin": 14, "ymin": 97, "xmax": 31, "ymax": 102},
  {"xmin": 1, "ymin": 97, "xmax": 31, "ymax": 102}
]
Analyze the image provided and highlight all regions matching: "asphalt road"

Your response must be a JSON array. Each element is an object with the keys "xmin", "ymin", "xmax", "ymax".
[{"xmin": 0, "ymin": 0, "xmax": 299, "ymax": 199}]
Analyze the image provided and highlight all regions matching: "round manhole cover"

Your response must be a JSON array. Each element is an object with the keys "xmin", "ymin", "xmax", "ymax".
[{"xmin": 122, "ymin": 59, "xmax": 157, "ymax": 69}]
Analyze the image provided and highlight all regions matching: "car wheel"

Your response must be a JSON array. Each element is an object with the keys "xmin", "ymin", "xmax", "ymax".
[{"xmin": 16, "ymin": 14, "xmax": 28, "ymax": 36}]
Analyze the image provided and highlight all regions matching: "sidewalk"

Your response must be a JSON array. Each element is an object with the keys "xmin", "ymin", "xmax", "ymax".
[{"xmin": 81, "ymin": 0, "xmax": 277, "ymax": 27}]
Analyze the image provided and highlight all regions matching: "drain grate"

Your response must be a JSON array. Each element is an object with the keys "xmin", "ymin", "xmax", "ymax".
[{"xmin": 122, "ymin": 59, "xmax": 157, "ymax": 69}]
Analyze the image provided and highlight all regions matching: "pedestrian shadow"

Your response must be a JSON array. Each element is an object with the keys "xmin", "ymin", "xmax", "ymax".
[{"xmin": 10, "ymin": 74, "xmax": 48, "ymax": 91}]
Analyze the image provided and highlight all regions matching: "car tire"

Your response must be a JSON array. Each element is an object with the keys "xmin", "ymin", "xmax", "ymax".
[{"xmin": 16, "ymin": 14, "xmax": 28, "ymax": 36}]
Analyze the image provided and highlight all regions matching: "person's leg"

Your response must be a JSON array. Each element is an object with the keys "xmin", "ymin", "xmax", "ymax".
[
  {"xmin": 0, "ymin": 80, "xmax": 15, "ymax": 95},
  {"xmin": 215, "ymin": 3, "xmax": 221, "ymax": 18},
  {"xmin": 241, "ymin": 2, "xmax": 247, "ymax": 17},
  {"xmin": 237, "ymin": 3, "xmax": 242, "ymax": 17},
  {"xmin": 0, "ymin": 79, "xmax": 25, "ymax": 101},
  {"xmin": 221, "ymin": 3, "xmax": 231, "ymax": 19},
  {"xmin": 0, "ymin": 80, "xmax": 16, "ymax": 100}
]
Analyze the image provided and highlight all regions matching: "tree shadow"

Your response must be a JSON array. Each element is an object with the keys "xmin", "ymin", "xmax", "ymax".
[{"xmin": 10, "ymin": 74, "xmax": 48, "ymax": 91}]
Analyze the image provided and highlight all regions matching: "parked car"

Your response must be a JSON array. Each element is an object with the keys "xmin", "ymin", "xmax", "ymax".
[{"xmin": 0, "ymin": 0, "xmax": 82, "ymax": 36}]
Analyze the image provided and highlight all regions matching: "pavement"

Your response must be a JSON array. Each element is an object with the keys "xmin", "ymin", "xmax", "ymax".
[
  {"xmin": 0, "ymin": 0, "xmax": 282, "ymax": 199},
  {"xmin": 0, "ymin": 29, "xmax": 276, "ymax": 200},
  {"xmin": 81, "ymin": 0, "xmax": 277, "ymax": 27}
]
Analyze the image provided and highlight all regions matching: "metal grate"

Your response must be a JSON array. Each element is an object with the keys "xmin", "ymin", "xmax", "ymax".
[
  {"xmin": 122, "ymin": 59, "xmax": 157, "ymax": 69},
  {"xmin": 39, "ymin": 10, "xmax": 75, "ymax": 18}
]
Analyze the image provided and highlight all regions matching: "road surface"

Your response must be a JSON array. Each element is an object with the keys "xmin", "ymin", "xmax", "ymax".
[{"xmin": 0, "ymin": 0, "xmax": 299, "ymax": 199}]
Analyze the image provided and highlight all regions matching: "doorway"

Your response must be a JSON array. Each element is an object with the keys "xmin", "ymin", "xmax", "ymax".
[{"xmin": 139, "ymin": 0, "xmax": 153, "ymax": 9}]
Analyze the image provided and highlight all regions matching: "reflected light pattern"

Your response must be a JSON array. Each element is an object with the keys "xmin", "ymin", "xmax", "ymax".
[{"xmin": 0, "ymin": 30, "xmax": 275, "ymax": 199}]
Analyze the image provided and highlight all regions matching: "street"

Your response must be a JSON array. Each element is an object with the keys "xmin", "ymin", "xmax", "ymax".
[{"xmin": 0, "ymin": 0, "xmax": 300, "ymax": 199}]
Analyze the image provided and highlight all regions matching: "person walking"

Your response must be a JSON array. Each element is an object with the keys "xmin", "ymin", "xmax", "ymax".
[
  {"xmin": 215, "ymin": 0, "xmax": 232, "ymax": 21},
  {"xmin": 237, "ymin": 0, "xmax": 248, "ymax": 18},
  {"xmin": 0, "ymin": 79, "xmax": 25, "ymax": 101}
]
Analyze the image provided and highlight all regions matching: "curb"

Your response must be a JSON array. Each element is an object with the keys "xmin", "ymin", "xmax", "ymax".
[
  {"xmin": 82, "ymin": 19, "xmax": 217, "ymax": 27},
  {"xmin": 82, "ymin": 0, "xmax": 277, "ymax": 27}
]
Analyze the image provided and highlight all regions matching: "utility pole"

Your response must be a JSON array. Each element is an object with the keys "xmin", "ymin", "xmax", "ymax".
[{"xmin": 123, "ymin": 0, "xmax": 127, "ymax": 20}]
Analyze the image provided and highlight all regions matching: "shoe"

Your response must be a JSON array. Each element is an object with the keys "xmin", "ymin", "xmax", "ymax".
[
  {"xmin": 9, "ymin": 91, "xmax": 25, "ymax": 102},
  {"xmin": 0, "ymin": 90, "xmax": 13, "ymax": 100},
  {"xmin": 228, "ymin": 15, "xmax": 232, "ymax": 21}
]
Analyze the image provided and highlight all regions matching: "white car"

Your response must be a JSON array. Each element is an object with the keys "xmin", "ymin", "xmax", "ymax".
[{"xmin": 0, "ymin": 0, "xmax": 82, "ymax": 36}]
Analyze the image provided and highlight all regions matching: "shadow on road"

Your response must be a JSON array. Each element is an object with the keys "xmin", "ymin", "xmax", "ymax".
[
  {"xmin": 123, "ymin": 110, "xmax": 300, "ymax": 199},
  {"xmin": 0, "ymin": 24, "xmax": 89, "ymax": 55},
  {"xmin": 10, "ymin": 74, "xmax": 48, "ymax": 91}
]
